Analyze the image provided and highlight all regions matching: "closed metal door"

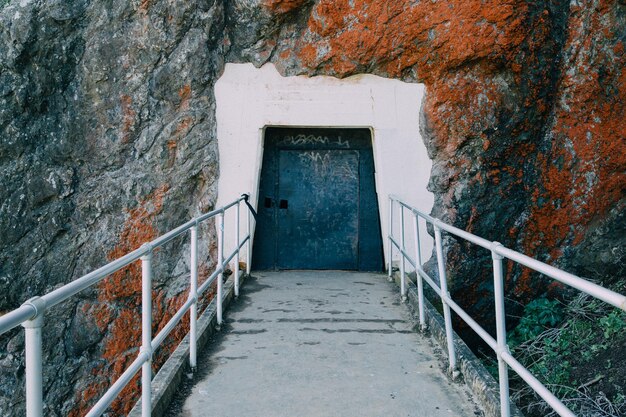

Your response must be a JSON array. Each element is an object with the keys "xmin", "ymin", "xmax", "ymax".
[
  {"xmin": 252, "ymin": 127, "xmax": 383, "ymax": 271},
  {"xmin": 277, "ymin": 150, "xmax": 360, "ymax": 269}
]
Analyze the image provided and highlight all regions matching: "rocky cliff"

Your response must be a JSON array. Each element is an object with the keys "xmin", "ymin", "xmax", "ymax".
[
  {"xmin": 0, "ymin": 0, "xmax": 226, "ymax": 414},
  {"xmin": 1, "ymin": 0, "xmax": 624, "ymax": 415}
]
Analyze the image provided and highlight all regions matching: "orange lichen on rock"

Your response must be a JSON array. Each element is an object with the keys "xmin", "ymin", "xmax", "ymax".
[
  {"xmin": 139, "ymin": 0, "xmax": 151, "ymax": 12},
  {"xmin": 294, "ymin": 0, "xmax": 530, "ymax": 80},
  {"xmin": 69, "ymin": 183, "xmax": 222, "ymax": 417},
  {"xmin": 71, "ymin": 367, "xmax": 109, "ymax": 417},
  {"xmin": 69, "ymin": 186, "xmax": 166, "ymax": 416},
  {"xmin": 518, "ymin": 1, "xmax": 626, "ymax": 293},
  {"xmin": 101, "ymin": 185, "xmax": 169, "ymax": 303},
  {"xmin": 69, "ymin": 185, "xmax": 206, "ymax": 416},
  {"xmin": 178, "ymin": 84, "xmax": 191, "ymax": 110},
  {"xmin": 425, "ymin": 66, "xmax": 504, "ymax": 152},
  {"xmin": 174, "ymin": 116, "xmax": 193, "ymax": 137},
  {"xmin": 262, "ymin": 0, "xmax": 308, "ymax": 14}
]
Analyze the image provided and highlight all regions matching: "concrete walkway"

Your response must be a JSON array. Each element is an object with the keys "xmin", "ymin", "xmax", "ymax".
[{"xmin": 167, "ymin": 271, "xmax": 481, "ymax": 417}]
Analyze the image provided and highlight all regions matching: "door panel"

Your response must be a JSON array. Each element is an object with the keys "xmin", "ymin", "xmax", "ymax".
[
  {"xmin": 277, "ymin": 150, "xmax": 359, "ymax": 270},
  {"xmin": 252, "ymin": 127, "xmax": 383, "ymax": 272}
]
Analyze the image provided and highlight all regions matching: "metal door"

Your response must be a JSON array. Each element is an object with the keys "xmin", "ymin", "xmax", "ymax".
[
  {"xmin": 252, "ymin": 127, "xmax": 384, "ymax": 271},
  {"xmin": 277, "ymin": 150, "xmax": 360, "ymax": 269}
]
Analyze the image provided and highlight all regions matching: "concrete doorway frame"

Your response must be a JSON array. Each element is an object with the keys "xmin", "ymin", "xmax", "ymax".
[{"xmin": 215, "ymin": 63, "xmax": 434, "ymax": 270}]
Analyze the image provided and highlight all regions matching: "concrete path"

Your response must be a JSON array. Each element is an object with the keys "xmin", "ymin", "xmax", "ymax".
[{"xmin": 167, "ymin": 271, "xmax": 481, "ymax": 417}]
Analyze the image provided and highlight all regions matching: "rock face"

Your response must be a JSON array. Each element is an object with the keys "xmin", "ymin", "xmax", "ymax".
[
  {"xmin": 0, "ymin": 0, "xmax": 624, "ymax": 415},
  {"xmin": 1, "ymin": 0, "xmax": 226, "ymax": 415},
  {"xmin": 227, "ymin": 0, "xmax": 625, "ymax": 340}
]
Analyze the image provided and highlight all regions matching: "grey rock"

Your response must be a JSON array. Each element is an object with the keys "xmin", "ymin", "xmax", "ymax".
[
  {"xmin": 1, "ymin": 1, "xmax": 624, "ymax": 416},
  {"xmin": 65, "ymin": 300, "xmax": 106, "ymax": 356},
  {"xmin": 0, "ymin": 0, "xmax": 226, "ymax": 414}
]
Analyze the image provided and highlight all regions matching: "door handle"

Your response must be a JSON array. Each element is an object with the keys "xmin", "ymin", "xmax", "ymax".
[{"xmin": 279, "ymin": 199, "xmax": 288, "ymax": 209}]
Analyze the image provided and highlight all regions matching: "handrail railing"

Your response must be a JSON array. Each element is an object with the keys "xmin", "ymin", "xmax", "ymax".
[
  {"xmin": 0, "ymin": 194, "xmax": 255, "ymax": 417},
  {"xmin": 387, "ymin": 195, "xmax": 626, "ymax": 417}
]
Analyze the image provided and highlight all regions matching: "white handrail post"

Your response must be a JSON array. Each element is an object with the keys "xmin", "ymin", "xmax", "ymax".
[
  {"xmin": 387, "ymin": 197, "xmax": 394, "ymax": 281},
  {"xmin": 412, "ymin": 214, "xmax": 426, "ymax": 330},
  {"xmin": 234, "ymin": 202, "xmax": 241, "ymax": 297},
  {"xmin": 140, "ymin": 247, "xmax": 153, "ymax": 417},
  {"xmin": 399, "ymin": 204, "xmax": 406, "ymax": 302},
  {"xmin": 189, "ymin": 225, "xmax": 198, "ymax": 370},
  {"xmin": 217, "ymin": 212, "xmax": 224, "ymax": 326},
  {"xmin": 492, "ymin": 242, "xmax": 511, "ymax": 417},
  {"xmin": 434, "ymin": 222, "xmax": 457, "ymax": 375},
  {"xmin": 246, "ymin": 204, "xmax": 251, "ymax": 276},
  {"xmin": 22, "ymin": 297, "xmax": 45, "ymax": 417}
]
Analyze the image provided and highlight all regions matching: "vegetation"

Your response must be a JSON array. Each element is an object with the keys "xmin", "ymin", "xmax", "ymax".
[{"xmin": 493, "ymin": 286, "xmax": 626, "ymax": 417}]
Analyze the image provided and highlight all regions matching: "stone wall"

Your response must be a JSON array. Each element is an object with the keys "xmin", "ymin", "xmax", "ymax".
[{"xmin": 0, "ymin": 0, "xmax": 624, "ymax": 415}]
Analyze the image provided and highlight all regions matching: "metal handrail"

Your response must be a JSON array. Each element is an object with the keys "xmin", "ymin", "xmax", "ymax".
[
  {"xmin": 0, "ymin": 194, "xmax": 255, "ymax": 417},
  {"xmin": 388, "ymin": 195, "xmax": 626, "ymax": 417}
]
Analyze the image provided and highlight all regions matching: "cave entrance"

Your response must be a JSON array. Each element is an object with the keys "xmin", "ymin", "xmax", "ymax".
[{"xmin": 252, "ymin": 127, "xmax": 384, "ymax": 271}]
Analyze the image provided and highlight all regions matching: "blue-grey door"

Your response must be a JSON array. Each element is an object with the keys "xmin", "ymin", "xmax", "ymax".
[
  {"xmin": 253, "ymin": 127, "xmax": 384, "ymax": 271},
  {"xmin": 277, "ymin": 150, "xmax": 360, "ymax": 269}
]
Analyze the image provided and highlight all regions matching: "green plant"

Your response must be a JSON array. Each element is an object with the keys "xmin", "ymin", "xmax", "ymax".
[
  {"xmin": 599, "ymin": 311, "xmax": 626, "ymax": 339},
  {"xmin": 508, "ymin": 297, "xmax": 564, "ymax": 347},
  {"xmin": 501, "ymin": 288, "xmax": 626, "ymax": 417}
]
